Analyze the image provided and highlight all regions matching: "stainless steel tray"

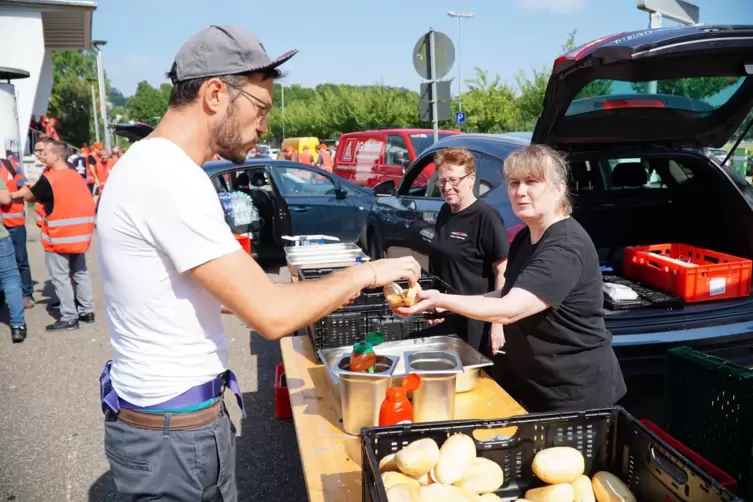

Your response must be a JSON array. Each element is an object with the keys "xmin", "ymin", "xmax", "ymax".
[
  {"xmin": 317, "ymin": 335, "xmax": 493, "ymax": 393},
  {"xmin": 284, "ymin": 242, "xmax": 361, "ymax": 257},
  {"xmin": 287, "ymin": 248, "xmax": 370, "ymax": 275}
]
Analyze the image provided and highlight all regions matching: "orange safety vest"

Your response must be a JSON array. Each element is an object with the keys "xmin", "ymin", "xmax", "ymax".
[
  {"xmin": 298, "ymin": 153, "xmax": 313, "ymax": 165},
  {"xmin": 40, "ymin": 168, "xmax": 96, "ymax": 254},
  {"xmin": 0, "ymin": 159, "xmax": 26, "ymax": 227},
  {"xmin": 319, "ymin": 150, "xmax": 333, "ymax": 172}
]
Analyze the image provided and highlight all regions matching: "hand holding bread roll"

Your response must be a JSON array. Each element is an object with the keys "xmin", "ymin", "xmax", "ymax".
[{"xmin": 384, "ymin": 282, "xmax": 423, "ymax": 307}]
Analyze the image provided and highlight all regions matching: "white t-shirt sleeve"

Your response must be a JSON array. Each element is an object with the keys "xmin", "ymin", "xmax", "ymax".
[{"xmin": 144, "ymin": 167, "xmax": 241, "ymax": 274}]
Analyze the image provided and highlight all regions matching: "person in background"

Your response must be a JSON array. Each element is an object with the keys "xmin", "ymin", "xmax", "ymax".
[
  {"xmin": 426, "ymin": 148, "xmax": 508, "ymax": 354},
  {"xmin": 80, "ymin": 147, "xmax": 98, "ymax": 194},
  {"xmin": 95, "ymin": 25, "xmax": 420, "ymax": 501},
  {"xmin": 0, "ymin": 154, "xmax": 34, "ymax": 310},
  {"xmin": 11, "ymin": 139, "xmax": 96, "ymax": 332},
  {"xmin": 281, "ymin": 145, "xmax": 297, "ymax": 161},
  {"xmin": 298, "ymin": 145, "xmax": 314, "ymax": 165},
  {"xmin": 317, "ymin": 143, "xmax": 333, "ymax": 172},
  {"xmin": 0, "ymin": 166, "xmax": 28, "ymax": 343},
  {"xmin": 111, "ymin": 145, "xmax": 123, "ymax": 160},
  {"xmin": 395, "ymin": 144, "xmax": 627, "ymax": 413},
  {"xmin": 95, "ymin": 147, "xmax": 116, "ymax": 192},
  {"xmin": 44, "ymin": 117, "xmax": 60, "ymax": 141}
]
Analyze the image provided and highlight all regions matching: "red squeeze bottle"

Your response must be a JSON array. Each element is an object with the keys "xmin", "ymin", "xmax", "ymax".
[{"xmin": 379, "ymin": 373, "xmax": 421, "ymax": 426}]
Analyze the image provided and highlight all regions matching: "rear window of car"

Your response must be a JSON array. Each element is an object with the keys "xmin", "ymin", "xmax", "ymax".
[{"xmin": 565, "ymin": 76, "xmax": 746, "ymax": 116}]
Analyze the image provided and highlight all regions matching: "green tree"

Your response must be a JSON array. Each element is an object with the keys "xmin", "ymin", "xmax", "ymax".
[
  {"xmin": 126, "ymin": 81, "xmax": 169, "ymax": 126},
  {"xmin": 459, "ymin": 68, "xmax": 519, "ymax": 133},
  {"xmin": 48, "ymin": 51, "xmax": 101, "ymax": 147},
  {"xmin": 108, "ymin": 87, "xmax": 128, "ymax": 107},
  {"xmin": 631, "ymin": 77, "xmax": 739, "ymax": 100}
]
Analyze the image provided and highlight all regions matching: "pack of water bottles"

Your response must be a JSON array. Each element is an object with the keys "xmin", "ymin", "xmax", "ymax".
[{"xmin": 218, "ymin": 191, "xmax": 259, "ymax": 227}]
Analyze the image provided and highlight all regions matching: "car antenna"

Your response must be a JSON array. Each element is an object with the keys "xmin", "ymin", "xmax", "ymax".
[{"xmin": 722, "ymin": 116, "xmax": 753, "ymax": 169}]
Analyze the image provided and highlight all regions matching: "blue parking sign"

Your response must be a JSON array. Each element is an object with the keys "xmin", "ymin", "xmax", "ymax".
[{"xmin": 455, "ymin": 111, "xmax": 466, "ymax": 124}]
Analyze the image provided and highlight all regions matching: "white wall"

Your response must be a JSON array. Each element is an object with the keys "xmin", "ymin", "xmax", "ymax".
[{"xmin": 0, "ymin": 6, "xmax": 47, "ymax": 156}]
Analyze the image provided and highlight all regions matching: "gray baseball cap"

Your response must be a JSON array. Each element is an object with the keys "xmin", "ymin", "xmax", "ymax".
[{"xmin": 170, "ymin": 25, "xmax": 298, "ymax": 83}]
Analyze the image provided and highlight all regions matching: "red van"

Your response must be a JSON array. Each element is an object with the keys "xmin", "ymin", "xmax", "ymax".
[{"xmin": 333, "ymin": 128, "xmax": 460, "ymax": 187}]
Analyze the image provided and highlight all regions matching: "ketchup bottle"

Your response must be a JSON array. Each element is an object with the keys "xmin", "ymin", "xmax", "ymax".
[
  {"xmin": 350, "ymin": 341, "xmax": 377, "ymax": 373},
  {"xmin": 379, "ymin": 373, "xmax": 421, "ymax": 426}
]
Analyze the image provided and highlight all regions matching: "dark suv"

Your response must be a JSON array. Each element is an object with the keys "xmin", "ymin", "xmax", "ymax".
[{"xmin": 366, "ymin": 25, "xmax": 753, "ymax": 376}]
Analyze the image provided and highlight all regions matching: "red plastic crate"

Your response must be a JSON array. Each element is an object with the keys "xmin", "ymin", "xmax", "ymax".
[
  {"xmin": 640, "ymin": 420, "xmax": 738, "ymax": 493},
  {"xmin": 623, "ymin": 243, "xmax": 752, "ymax": 303},
  {"xmin": 274, "ymin": 363, "xmax": 292, "ymax": 419}
]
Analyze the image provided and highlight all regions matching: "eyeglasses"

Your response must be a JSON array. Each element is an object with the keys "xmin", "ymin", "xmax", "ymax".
[
  {"xmin": 222, "ymin": 81, "xmax": 273, "ymax": 118},
  {"xmin": 438, "ymin": 173, "xmax": 472, "ymax": 187}
]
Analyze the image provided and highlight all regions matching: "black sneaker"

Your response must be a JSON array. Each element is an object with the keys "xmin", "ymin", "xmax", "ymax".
[
  {"xmin": 79, "ymin": 312, "xmax": 95, "ymax": 323},
  {"xmin": 49, "ymin": 301, "xmax": 60, "ymax": 311},
  {"xmin": 11, "ymin": 325, "xmax": 27, "ymax": 343},
  {"xmin": 46, "ymin": 319, "xmax": 79, "ymax": 332}
]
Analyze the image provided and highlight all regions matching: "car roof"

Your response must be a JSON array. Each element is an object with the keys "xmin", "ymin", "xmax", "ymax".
[
  {"xmin": 422, "ymin": 132, "xmax": 531, "ymax": 158},
  {"xmin": 340, "ymin": 128, "xmax": 460, "ymax": 136}
]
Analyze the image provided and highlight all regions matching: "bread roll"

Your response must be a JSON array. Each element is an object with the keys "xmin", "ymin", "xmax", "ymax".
[
  {"xmin": 380, "ymin": 453, "xmax": 399, "ymax": 472},
  {"xmin": 434, "ymin": 433, "xmax": 477, "ymax": 485},
  {"xmin": 387, "ymin": 483, "xmax": 421, "ymax": 502},
  {"xmin": 396, "ymin": 438, "xmax": 440, "ymax": 477},
  {"xmin": 531, "ymin": 446, "xmax": 585, "ymax": 484},
  {"xmin": 591, "ymin": 471, "xmax": 636, "ymax": 502},
  {"xmin": 480, "ymin": 493, "xmax": 503, "ymax": 501},
  {"xmin": 453, "ymin": 457, "xmax": 504, "ymax": 494},
  {"xmin": 572, "ymin": 474, "xmax": 596, "ymax": 502},
  {"xmin": 525, "ymin": 483, "xmax": 576, "ymax": 502},
  {"xmin": 382, "ymin": 471, "xmax": 421, "ymax": 491}
]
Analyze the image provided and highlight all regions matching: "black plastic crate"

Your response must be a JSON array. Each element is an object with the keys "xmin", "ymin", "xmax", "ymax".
[
  {"xmin": 297, "ymin": 267, "xmax": 346, "ymax": 280},
  {"xmin": 666, "ymin": 346, "xmax": 753, "ymax": 499},
  {"xmin": 361, "ymin": 406, "xmax": 742, "ymax": 502},
  {"xmin": 603, "ymin": 275, "xmax": 683, "ymax": 311}
]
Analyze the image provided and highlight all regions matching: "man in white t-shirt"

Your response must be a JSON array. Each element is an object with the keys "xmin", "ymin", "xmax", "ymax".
[{"xmin": 96, "ymin": 26, "xmax": 420, "ymax": 501}]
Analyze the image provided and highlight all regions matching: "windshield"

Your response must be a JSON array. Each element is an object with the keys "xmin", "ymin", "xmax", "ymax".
[
  {"xmin": 409, "ymin": 132, "xmax": 457, "ymax": 154},
  {"xmin": 565, "ymin": 77, "xmax": 746, "ymax": 116}
]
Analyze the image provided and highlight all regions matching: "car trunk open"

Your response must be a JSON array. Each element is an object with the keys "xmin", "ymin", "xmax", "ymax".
[
  {"xmin": 568, "ymin": 148, "xmax": 753, "ymax": 336},
  {"xmin": 532, "ymin": 25, "xmax": 753, "ymax": 151}
]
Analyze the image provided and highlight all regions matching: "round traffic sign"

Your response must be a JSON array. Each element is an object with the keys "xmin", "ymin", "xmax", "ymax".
[{"xmin": 412, "ymin": 30, "xmax": 455, "ymax": 80}]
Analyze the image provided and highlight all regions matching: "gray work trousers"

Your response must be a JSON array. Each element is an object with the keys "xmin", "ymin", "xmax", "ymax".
[{"xmin": 44, "ymin": 252, "xmax": 93, "ymax": 322}]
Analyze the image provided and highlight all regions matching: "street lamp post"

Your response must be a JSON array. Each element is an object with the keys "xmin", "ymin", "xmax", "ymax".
[
  {"xmin": 447, "ymin": 10, "xmax": 473, "ymax": 113},
  {"xmin": 92, "ymin": 40, "xmax": 111, "ymax": 150},
  {"xmin": 281, "ymin": 83, "xmax": 286, "ymax": 141},
  {"xmin": 90, "ymin": 82, "xmax": 100, "ymax": 144}
]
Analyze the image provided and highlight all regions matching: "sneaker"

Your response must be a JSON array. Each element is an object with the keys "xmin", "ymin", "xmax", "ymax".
[
  {"xmin": 79, "ymin": 312, "xmax": 95, "ymax": 323},
  {"xmin": 23, "ymin": 297, "xmax": 35, "ymax": 309},
  {"xmin": 46, "ymin": 319, "xmax": 79, "ymax": 332},
  {"xmin": 11, "ymin": 325, "xmax": 27, "ymax": 343}
]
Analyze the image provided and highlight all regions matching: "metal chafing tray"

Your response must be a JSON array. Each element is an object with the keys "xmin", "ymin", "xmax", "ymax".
[
  {"xmin": 285, "ymin": 242, "xmax": 370, "ymax": 275},
  {"xmin": 317, "ymin": 335, "xmax": 494, "ymax": 393}
]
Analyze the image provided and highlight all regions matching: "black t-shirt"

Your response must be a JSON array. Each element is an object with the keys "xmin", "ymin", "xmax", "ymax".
[
  {"xmin": 30, "ymin": 176, "xmax": 54, "ymax": 215},
  {"xmin": 499, "ymin": 217, "xmax": 626, "ymax": 412},
  {"xmin": 428, "ymin": 200, "xmax": 509, "ymax": 349}
]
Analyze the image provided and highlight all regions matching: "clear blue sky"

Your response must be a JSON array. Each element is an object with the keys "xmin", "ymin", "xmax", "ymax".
[{"xmin": 93, "ymin": 0, "xmax": 753, "ymax": 98}]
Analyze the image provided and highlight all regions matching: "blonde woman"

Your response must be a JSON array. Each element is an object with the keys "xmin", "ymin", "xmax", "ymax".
[{"xmin": 396, "ymin": 145, "xmax": 626, "ymax": 412}]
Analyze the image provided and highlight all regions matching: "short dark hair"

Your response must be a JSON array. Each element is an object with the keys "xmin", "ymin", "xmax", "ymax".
[
  {"xmin": 48, "ymin": 140, "xmax": 68, "ymax": 158},
  {"xmin": 165, "ymin": 63, "xmax": 283, "ymax": 108}
]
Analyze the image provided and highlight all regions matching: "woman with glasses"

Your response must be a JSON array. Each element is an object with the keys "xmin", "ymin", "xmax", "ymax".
[
  {"xmin": 397, "ymin": 145, "xmax": 626, "ymax": 413},
  {"xmin": 426, "ymin": 147, "xmax": 509, "ymax": 354}
]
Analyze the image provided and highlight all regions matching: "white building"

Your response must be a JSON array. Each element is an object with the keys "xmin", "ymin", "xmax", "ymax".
[{"xmin": 0, "ymin": 0, "xmax": 96, "ymax": 159}]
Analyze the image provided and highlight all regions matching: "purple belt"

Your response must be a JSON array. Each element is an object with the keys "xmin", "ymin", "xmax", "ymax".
[{"xmin": 99, "ymin": 360, "xmax": 246, "ymax": 419}]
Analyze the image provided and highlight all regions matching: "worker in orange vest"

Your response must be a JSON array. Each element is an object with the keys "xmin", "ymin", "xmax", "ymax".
[
  {"xmin": 281, "ymin": 145, "xmax": 298, "ymax": 161},
  {"xmin": 11, "ymin": 138, "xmax": 96, "ymax": 332},
  {"xmin": 44, "ymin": 117, "xmax": 60, "ymax": 140},
  {"xmin": 0, "ymin": 157, "xmax": 34, "ymax": 309},
  {"xmin": 298, "ymin": 145, "xmax": 314, "ymax": 165},
  {"xmin": 317, "ymin": 143, "xmax": 333, "ymax": 172}
]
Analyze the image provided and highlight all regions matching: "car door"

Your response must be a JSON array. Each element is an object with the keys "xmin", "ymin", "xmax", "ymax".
[{"xmin": 269, "ymin": 164, "xmax": 362, "ymax": 242}]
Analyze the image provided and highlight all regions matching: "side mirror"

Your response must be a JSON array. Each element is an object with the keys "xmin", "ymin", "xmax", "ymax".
[
  {"xmin": 335, "ymin": 187, "xmax": 348, "ymax": 200},
  {"xmin": 394, "ymin": 151, "xmax": 410, "ymax": 168},
  {"xmin": 373, "ymin": 179, "xmax": 396, "ymax": 196}
]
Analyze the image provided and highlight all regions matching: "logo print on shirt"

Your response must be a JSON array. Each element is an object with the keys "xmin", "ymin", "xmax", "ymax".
[{"xmin": 450, "ymin": 231, "xmax": 468, "ymax": 241}]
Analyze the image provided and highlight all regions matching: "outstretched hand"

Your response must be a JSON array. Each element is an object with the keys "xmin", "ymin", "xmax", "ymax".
[
  {"xmin": 392, "ymin": 289, "xmax": 443, "ymax": 317},
  {"xmin": 362, "ymin": 257, "xmax": 421, "ymax": 288}
]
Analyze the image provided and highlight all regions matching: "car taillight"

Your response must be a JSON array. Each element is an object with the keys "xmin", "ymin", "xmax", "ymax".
[
  {"xmin": 506, "ymin": 224, "xmax": 526, "ymax": 243},
  {"xmin": 554, "ymin": 32, "xmax": 627, "ymax": 64},
  {"xmin": 603, "ymin": 98, "xmax": 665, "ymax": 110}
]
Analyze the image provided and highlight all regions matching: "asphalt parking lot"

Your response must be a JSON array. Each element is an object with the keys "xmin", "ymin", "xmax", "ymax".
[{"xmin": 0, "ymin": 220, "xmax": 664, "ymax": 502}]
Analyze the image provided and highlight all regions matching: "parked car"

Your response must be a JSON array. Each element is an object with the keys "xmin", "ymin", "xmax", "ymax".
[
  {"xmin": 366, "ymin": 25, "xmax": 753, "ymax": 376},
  {"xmin": 333, "ymin": 128, "xmax": 460, "ymax": 188},
  {"xmin": 111, "ymin": 123, "xmax": 375, "ymax": 258}
]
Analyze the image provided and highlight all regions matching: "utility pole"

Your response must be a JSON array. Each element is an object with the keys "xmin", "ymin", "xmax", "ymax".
[
  {"xmin": 92, "ymin": 40, "xmax": 111, "ymax": 150},
  {"xmin": 90, "ymin": 82, "xmax": 100, "ymax": 143},
  {"xmin": 447, "ymin": 11, "xmax": 473, "ymax": 112}
]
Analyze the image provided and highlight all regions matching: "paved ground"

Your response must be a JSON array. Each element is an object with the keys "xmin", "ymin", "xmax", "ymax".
[
  {"xmin": 0, "ymin": 220, "xmax": 307, "ymax": 502},
  {"xmin": 0, "ymin": 220, "xmax": 665, "ymax": 502}
]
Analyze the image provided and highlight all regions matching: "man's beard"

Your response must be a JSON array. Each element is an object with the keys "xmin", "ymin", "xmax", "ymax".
[{"xmin": 212, "ymin": 102, "xmax": 255, "ymax": 165}]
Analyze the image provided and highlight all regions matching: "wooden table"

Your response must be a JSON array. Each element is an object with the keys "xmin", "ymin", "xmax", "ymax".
[{"xmin": 279, "ymin": 335, "xmax": 527, "ymax": 502}]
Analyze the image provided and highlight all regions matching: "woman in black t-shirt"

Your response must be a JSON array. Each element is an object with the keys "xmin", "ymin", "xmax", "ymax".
[
  {"xmin": 426, "ymin": 147, "xmax": 509, "ymax": 353},
  {"xmin": 396, "ymin": 145, "xmax": 626, "ymax": 413}
]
